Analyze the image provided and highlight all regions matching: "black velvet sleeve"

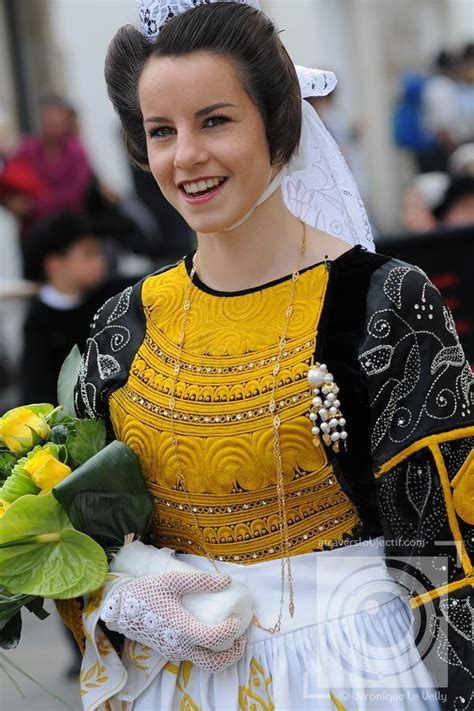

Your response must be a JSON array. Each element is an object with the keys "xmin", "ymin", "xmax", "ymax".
[
  {"xmin": 358, "ymin": 258, "xmax": 474, "ymax": 710},
  {"xmin": 74, "ymin": 280, "xmax": 147, "ymax": 420}
]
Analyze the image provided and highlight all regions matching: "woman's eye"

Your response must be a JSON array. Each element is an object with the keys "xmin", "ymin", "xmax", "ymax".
[
  {"xmin": 204, "ymin": 115, "xmax": 230, "ymax": 128},
  {"xmin": 148, "ymin": 126, "xmax": 175, "ymax": 139}
]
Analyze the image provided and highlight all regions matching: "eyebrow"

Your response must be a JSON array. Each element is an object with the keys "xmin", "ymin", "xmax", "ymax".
[{"xmin": 144, "ymin": 103, "xmax": 237, "ymax": 124}]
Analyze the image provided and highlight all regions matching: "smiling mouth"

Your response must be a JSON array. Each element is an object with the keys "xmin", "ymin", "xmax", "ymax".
[{"xmin": 180, "ymin": 177, "xmax": 228, "ymax": 198}]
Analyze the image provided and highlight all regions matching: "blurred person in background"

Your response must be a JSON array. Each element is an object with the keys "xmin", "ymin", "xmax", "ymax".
[
  {"xmin": 0, "ymin": 107, "xmax": 17, "ymax": 171},
  {"xmin": 456, "ymin": 42, "xmax": 474, "ymax": 148},
  {"xmin": 393, "ymin": 48, "xmax": 471, "ymax": 174},
  {"xmin": 19, "ymin": 212, "xmax": 139, "ymax": 405},
  {"xmin": 432, "ymin": 175, "xmax": 474, "ymax": 228},
  {"xmin": 420, "ymin": 50, "xmax": 461, "ymax": 171},
  {"xmin": 401, "ymin": 171, "xmax": 449, "ymax": 233},
  {"xmin": 0, "ymin": 95, "xmax": 92, "ymax": 271},
  {"xmin": 448, "ymin": 142, "xmax": 474, "ymax": 177}
]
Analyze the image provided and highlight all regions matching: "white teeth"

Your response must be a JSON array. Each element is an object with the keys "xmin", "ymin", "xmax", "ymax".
[
  {"xmin": 182, "ymin": 177, "xmax": 225, "ymax": 194},
  {"xmin": 184, "ymin": 181, "xmax": 200, "ymax": 194}
]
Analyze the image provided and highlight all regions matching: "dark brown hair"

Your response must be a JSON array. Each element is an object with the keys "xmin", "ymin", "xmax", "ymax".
[{"xmin": 104, "ymin": 3, "xmax": 301, "ymax": 171}]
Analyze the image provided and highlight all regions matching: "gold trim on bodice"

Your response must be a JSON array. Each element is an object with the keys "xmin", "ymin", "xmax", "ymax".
[{"xmin": 109, "ymin": 260, "xmax": 361, "ymax": 562}]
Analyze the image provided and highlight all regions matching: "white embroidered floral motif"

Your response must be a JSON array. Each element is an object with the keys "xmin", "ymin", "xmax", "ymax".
[{"xmin": 136, "ymin": 0, "xmax": 261, "ymax": 42}]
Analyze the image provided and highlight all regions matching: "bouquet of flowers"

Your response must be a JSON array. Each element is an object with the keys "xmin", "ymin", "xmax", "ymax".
[{"xmin": 0, "ymin": 347, "xmax": 153, "ymax": 650}]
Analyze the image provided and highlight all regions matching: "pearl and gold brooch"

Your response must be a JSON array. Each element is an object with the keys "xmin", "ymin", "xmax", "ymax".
[{"xmin": 307, "ymin": 363, "xmax": 347, "ymax": 452}]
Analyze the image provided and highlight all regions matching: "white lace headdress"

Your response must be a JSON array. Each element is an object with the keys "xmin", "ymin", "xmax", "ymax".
[{"xmin": 136, "ymin": 0, "xmax": 375, "ymax": 251}]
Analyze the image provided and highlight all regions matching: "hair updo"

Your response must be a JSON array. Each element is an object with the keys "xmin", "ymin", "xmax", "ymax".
[{"xmin": 105, "ymin": 2, "xmax": 302, "ymax": 171}]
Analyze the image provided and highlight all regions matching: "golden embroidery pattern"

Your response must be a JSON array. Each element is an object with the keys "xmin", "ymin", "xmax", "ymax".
[
  {"xmin": 109, "ymin": 260, "xmax": 362, "ymax": 562},
  {"xmin": 125, "ymin": 640, "xmax": 152, "ymax": 673},
  {"xmin": 80, "ymin": 661, "xmax": 109, "ymax": 694},
  {"xmin": 163, "ymin": 660, "xmax": 201, "ymax": 710},
  {"xmin": 238, "ymin": 657, "xmax": 274, "ymax": 711}
]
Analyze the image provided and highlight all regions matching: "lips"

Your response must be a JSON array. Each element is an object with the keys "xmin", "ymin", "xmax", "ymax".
[{"xmin": 179, "ymin": 176, "xmax": 228, "ymax": 204}]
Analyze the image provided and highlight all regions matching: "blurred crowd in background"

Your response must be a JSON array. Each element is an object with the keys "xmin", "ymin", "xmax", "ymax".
[
  {"xmin": 395, "ymin": 42, "xmax": 474, "ymax": 232},
  {"xmin": 0, "ymin": 38, "xmax": 472, "ymax": 418},
  {"xmin": 0, "ymin": 90, "xmax": 195, "ymax": 412}
]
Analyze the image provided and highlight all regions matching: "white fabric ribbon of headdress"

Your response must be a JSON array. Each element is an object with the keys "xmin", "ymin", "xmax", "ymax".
[{"xmin": 136, "ymin": 0, "xmax": 375, "ymax": 251}]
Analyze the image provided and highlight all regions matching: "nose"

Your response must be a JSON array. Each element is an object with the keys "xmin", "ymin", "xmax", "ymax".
[{"xmin": 173, "ymin": 129, "xmax": 209, "ymax": 170}]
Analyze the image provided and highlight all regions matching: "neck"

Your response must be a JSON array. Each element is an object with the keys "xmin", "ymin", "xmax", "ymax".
[{"xmin": 195, "ymin": 190, "xmax": 309, "ymax": 292}]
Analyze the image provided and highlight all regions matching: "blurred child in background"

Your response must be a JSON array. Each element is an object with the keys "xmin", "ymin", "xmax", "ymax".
[{"xmin": 20, "ymin": 212, "xmax": 137, "ymax": 404}]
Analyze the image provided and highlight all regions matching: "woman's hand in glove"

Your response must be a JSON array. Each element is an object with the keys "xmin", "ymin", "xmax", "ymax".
[{"xmin": 100, "ymin": 570, "xmax": 246, "ymax": 672}]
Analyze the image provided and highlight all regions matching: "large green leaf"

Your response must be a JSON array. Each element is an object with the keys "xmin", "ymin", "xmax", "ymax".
[
  {"xmin": 0, "ymin": 494, "xmax": 107, "ymax": 598},
  {"xmin": 66, "ymin": 418, "xmax": 106, "ymax": 466},
  {"xmin": 57, "ymin": 345, "xmax": 82, "ymax": 417},
  {"xmin": 53, "ymin": 440, "xmax": 153, "ymax": 547}
]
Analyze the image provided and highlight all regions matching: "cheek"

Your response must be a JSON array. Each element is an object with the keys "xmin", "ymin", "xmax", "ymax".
[{"xmin": 147, "ymin": 144, "xmax": 174, "ymax": 188}]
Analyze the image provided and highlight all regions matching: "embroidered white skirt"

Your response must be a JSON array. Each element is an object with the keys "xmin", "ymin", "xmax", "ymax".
[{"xmin": 81, "ymin": 539, "xmax": 441, "ymax": 711}]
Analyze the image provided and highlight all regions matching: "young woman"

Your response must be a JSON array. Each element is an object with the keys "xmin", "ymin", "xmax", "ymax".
[{"xmin": 70, "ymin": 2, "xmax": 473, "ymax": 709}]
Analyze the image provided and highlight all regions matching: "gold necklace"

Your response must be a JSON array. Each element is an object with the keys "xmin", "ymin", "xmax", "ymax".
[{"xmin": 168, "ymin": 221, "xmax": 307, "ymax": 634}]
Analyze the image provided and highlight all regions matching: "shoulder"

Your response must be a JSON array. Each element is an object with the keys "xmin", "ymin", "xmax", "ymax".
[
  {"xmin": 334, "ymin": 245, "xmax": 391, "ymax": 275},
  {"xmin": 362, "ymin": 256, "xmax": 454, "ymax": 337},
  {"xmin": 75, "ymin": 259, "xmax": 183, "ymax": 418},
  {"xmin": 358, "ymin": 256, "xmax": 473, "ymax": 466},
  {"xmin": 140, "ymin": 257, "xmax": 186, "ymax": 308}
]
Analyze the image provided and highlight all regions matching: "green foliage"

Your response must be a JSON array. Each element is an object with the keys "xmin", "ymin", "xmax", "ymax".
[
  {"xmin": 0, "ymin": 443, "xmax": 67, "ymax": 503},
  {"xmin": 57, "ymin": 345, "xmax": 82, "ymax": 417},
  {"xmin": 0, "ymin": 469, "xmax": 39, "ymax": 503},
  {"xmin": 53, "ymin": 440, "xmax": 153, "ymax": 547},
  {"xmin": 66, "ymin": 419, "xmax": 106, "ymax": 467},
  {"xmin": 0, "ymin": 494, "xmax": 107, "ymax": 598},
  {"xmin": 0, "ymin": 452, "xmax": 17, "ymax": 483}
]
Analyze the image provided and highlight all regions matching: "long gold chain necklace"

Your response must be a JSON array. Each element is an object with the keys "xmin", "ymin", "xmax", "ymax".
[{"xmin": 168, "ymin": 221, "xmax": 307, "ymax": 634}]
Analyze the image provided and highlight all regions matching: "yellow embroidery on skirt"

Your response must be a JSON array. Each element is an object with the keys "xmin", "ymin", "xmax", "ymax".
[{"xmin": 239, "ymin": 657, "xmax": 274, "ymax": 711}]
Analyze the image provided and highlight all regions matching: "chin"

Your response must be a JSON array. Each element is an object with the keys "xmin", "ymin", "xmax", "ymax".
[{"xmin": 184, "ymin": 208, "xmax": 251, "ymax": 235}]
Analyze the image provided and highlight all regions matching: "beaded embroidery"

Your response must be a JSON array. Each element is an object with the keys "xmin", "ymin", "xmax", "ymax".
[
  {"xmin": 359, "ymin": 260, "xmax": 474, "ymax": 464},
  {"xmin": 108, "ymin": 259, "xmax": 362, "ymax": 561}
]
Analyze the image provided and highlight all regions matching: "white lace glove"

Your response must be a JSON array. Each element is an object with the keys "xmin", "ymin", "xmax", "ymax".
[{"xmin": 100, "ymin": 571, "xmax": 247, "ymax": 672}]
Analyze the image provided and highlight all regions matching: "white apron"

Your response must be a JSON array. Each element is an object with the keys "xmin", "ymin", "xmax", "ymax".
[{"xmin": 80, "ymin": 538, "xmax": 441, "ymax": 711}]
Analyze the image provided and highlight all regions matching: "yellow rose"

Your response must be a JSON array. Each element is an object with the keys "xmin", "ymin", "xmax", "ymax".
[
  {"xmin": 0, "ymin": 500, "xmax": 10, "ymax": 517},
  {"xmin": 23, "ymin": 449, "xmax": 72, "ymax": 492},
  {"xmin": 0, "ymin": 407, "xmax": 51, "ymax": 454}
]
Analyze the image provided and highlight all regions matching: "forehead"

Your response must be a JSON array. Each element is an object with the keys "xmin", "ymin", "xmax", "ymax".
[{"xmin": 138, "ymin": 52, "xmax": 247, "ymax": 114}]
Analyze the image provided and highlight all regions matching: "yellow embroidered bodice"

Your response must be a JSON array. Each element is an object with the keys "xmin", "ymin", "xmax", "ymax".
[{"xmin": 109, "ymin": 259, "xmax": 361, "ymax": 562}]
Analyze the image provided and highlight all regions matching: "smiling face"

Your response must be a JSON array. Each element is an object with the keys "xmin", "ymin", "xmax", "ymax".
[{"xmin": 138, "ymin": 51, "xmax": 274, "ymax": 233}]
